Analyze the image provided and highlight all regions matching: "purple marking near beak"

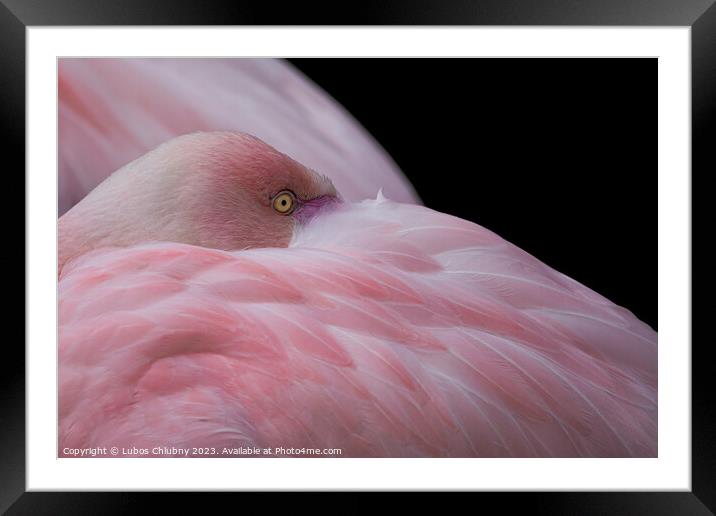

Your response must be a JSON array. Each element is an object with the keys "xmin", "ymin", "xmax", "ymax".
[{"xmin": 294, "ymin": 194, "xmax": 342, "ymax": 224}]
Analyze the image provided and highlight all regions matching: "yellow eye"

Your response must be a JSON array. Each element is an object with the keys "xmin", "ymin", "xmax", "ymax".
[{"xmin": 272, "ymin": 191, "xmax": 296, "ymax": 215}]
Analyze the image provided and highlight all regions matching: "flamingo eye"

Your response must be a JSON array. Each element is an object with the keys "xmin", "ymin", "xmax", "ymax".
[{"xmin": 272, "ymin": 191, "xmax": 296, "ymax": 215}]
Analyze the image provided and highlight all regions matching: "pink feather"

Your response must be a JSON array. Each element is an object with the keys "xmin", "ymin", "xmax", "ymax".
[
  {"xmin": 58, "ymin": 58, "xmax": 419, "ymax": 215},
  {"xmin": 59, "ymin": 198, "xmax": 657, "ymax": 457}
]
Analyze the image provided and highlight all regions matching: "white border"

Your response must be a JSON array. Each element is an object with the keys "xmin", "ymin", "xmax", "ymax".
[{"xmin": 27, "ymin": 27, "xmax": 691, "ymax": 490}]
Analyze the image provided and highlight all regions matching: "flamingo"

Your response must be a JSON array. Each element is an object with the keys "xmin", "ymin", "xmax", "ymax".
[{"xmin": 59, "ymin": 131, "xmax": 657, "ymax": 458}]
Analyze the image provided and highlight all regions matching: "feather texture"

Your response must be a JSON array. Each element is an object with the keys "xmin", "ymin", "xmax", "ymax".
[
  {"xmin": 58, "ymin": 58, "xmax": 419, "ymax": 215},
  {"xmin": 59, "ymin": 198, "xmax": 656, "ymax": 457}
]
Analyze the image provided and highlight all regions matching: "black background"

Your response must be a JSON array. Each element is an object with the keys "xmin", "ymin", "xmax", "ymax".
[{"xmin": 290, "ymin": 58, "xmax": 656, "ymax": 330}]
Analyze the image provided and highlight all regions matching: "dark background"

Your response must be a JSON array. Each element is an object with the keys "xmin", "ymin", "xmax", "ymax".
[{"xmin": 290, "ymin": 58, "xmax": 656, "ymax": 330}]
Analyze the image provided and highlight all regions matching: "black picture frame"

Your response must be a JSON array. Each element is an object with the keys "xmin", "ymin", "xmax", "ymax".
[{"xmin": 3, "ymin": 0, "xmax": 709, "ymax": 512}]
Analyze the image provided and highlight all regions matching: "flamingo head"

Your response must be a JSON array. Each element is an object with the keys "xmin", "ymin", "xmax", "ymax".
[{"xmin": 59, "ymin": 131, "xmax": 341, "ymax": 271}]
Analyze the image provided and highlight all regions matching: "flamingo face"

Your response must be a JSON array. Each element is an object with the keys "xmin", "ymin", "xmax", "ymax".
[{"xmin": 58, "ymin": 131, "xmax": 339, "ymax": 273}]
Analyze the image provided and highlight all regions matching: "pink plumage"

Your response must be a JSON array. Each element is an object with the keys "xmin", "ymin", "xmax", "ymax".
[
  {"xmin": 58, "ymin": 58, "xmax": 419, "ymax": 215},
  {"xmin": 59, "ymin": 195, "xmax": 656, "ymax": 457}
]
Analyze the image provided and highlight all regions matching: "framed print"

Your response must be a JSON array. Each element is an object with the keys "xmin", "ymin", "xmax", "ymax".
[{"xmin": 4, "ymin": 0, "xmax": 709, "ymax": 511}]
